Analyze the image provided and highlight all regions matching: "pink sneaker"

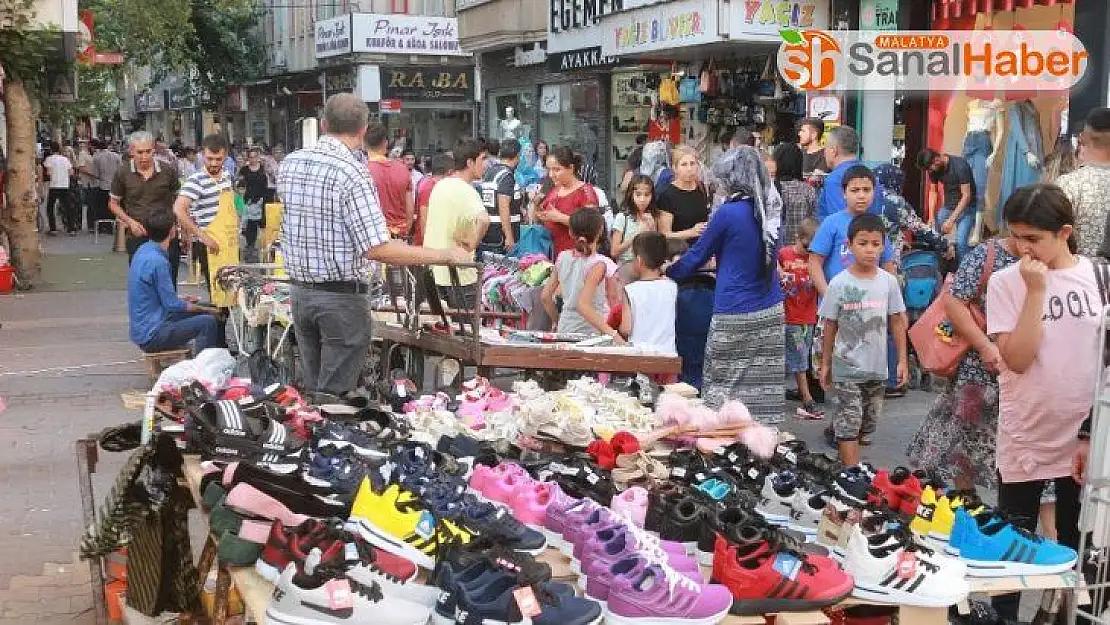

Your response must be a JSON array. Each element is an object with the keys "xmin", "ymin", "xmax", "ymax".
[
  {"xmin": 583, "ymin": 554, "xmax": 703, "ymax": 605},
  {"xmin": 564, "ymin": 507, "xmax": 619, "ymax": 559},
  {"xmin": 509, "ymin": 482, "xmax": 562, "ymax": 528},
  {"xmin": 611, "ymin": 486, "xmax": 649, "ymax": 527},
  {"xmin": 468, "ymin": 462, "xmax": 524, "ymax": 496},
  {"xmin": 550, "ymin": 499, "xmax": 603, "ymax": 556},
  {"xmin": 484, "ymin": 470, "xmax": 534, "ymax": 505},
  {"xmin": 542, "ymin": 492, "xmax": 587, "ymax": 551}
]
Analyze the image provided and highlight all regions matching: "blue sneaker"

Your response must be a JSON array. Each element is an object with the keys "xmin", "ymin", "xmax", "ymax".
[
  {"xmin": 314, "ymin": 421, "xmax": 387, "ymax": 458},
  {"xmin": 951, "ymin": 508, "xmax": 1077, "ymax": 577},
  {"xmin": 442, "ymin": 572, "xmax": 601, "ymax": 625},
  {"xmin": 302, "ymin": 451, "xmax": 367, "ymax": 494},
  {"xmin": 431, "ymin": 559, "xmax": 574, "ymax": 625},
  {"xmin": 428, "ymin": 493, "xmax": 547, "ymax": 555}
]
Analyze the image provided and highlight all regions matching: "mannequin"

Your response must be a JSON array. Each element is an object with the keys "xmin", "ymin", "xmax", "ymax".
[
  {"xmin": 963, "ymin": 99, "xmax": 1004, "ymax": 244},
  {"xmin": 500, "ymin": 106, "xmax": 522, "ymax": 140},
  {"xmin": 997, "ymin": 99, "xmax": 1044, "ymax": 226}
]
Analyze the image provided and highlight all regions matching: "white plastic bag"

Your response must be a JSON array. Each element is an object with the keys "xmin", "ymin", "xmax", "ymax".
[{"xmin": 193, "ymin": 348, "xmax": 237, "ymax": 389}]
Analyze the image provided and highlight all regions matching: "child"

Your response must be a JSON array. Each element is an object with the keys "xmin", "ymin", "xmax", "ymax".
[
  {"xmin": 809, "ymin": 165, "xmax": 896, "ymax": 295},
  {"xmin": 619, "ymin": 231, "xmax": 677, "ymax": 355},
  {"xmin": 818, "ymin": 213, "xmax": 909, "ymax": 466},
  {"xmin": 780, "ymin": 218, "xmax": 821, "ymax": 419},
  {"xmin": 542, "ymin": 208, "xmax": 621, "ymax": 340},
  {"xmin": 611, "ymin": 174, "xmax": 659, "ymax": 282}
]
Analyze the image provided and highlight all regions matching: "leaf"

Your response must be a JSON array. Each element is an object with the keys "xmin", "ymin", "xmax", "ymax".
[{"xmin": 780, "ymin": 29, "xmax": 804, "ymax": 45}]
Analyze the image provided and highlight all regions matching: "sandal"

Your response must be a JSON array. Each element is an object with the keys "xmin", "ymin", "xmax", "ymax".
[
  {"xmin": 612, "ymin": 451, "xmax": 670, "ymax": 488},
  {"xmin": 189, "ymin": 400, "xmax": 305, "ymax": 462}
]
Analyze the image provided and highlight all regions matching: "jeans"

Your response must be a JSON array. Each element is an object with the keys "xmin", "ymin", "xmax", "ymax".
[
  {"xmin": 290, "ymin": 285, "xmax": 372, "ymax": 396},
  {"xmin": 140, "ymin": 311, "xmax": 223, "ymax": 353},
  {"xmin": 127, "ymin": 236, "xmax": 182, "ymax": 289},
  {"xmin": 886, "ymin": 328, "xmax": 899, "ymax": 390},
  {"xmin": 936, "ymin": 206, "xmax": 975, "ymax": 262},
  {"xmin": 46, "ymin": 188, "xmax": 76, "ymax": 233},
  {"xmin": 991, "ymin": 476, "xmax": 1082, "ymax": 621}
]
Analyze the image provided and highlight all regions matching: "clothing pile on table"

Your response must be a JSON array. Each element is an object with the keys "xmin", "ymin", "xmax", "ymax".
[
  {"xmin": 86, "ymin": 352, "xmax": 1078, "ymax": 624},
  {"xmin": 480, "ymin": 253, "xmax": 553, "ymax": 330}
]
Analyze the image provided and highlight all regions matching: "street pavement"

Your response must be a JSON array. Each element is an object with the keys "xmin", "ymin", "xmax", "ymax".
[{"xmin": 0, "ymin": 232, "xmax": 944, "ymax": 623}]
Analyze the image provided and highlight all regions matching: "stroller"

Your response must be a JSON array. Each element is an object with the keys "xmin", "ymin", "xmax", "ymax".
[{"xmin": 900, "ymin": 249, "xmax": 944, "ymax": 390}]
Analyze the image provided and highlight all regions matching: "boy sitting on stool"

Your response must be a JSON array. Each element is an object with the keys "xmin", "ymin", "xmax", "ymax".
[{"xmin": 128, "ymin": 211, "xmax": 223, "ymax": 353}]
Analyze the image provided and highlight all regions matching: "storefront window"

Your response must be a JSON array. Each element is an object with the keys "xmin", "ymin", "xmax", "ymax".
[
  {"xmin": 487, "ymin": 88, "xmax": 535, "ymax": 144},
  {"xmin": 380, "ymin": 108, "xmax": 472, "ymax": 157},
  {"xmin": 610, "ymin": 70, "xmax": 655, "ymax": 196},
  {"xmin": 538, "ymin": 81, "xmax": 601, "ymax": 179}
]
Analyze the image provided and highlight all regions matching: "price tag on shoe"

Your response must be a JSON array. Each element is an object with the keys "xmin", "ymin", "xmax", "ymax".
[
  {"xmin": 325, "ymin": 578, "xmax": 355, "ymax": 610},
  {"xmin": 512, "ymin": 586, "xmax": 543, "ymax": 617},
  {"xmin": 896, "ymin": 551, "xmax": 917, "ymax": 580}
]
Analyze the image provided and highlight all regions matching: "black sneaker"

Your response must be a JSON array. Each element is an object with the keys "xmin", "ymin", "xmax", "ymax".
[
  {"xmin": 832, "ymin": 466, "xmax": 874, "ymax": 508},
  {"xmin": 644, "ymin": 482, "xmax": 688, "ymax": 533},
  {"xmin": 773, "ymin": 440, "xmax": 808, "ymax": 467},
  {"xmin": 668, "ymin": 449, "xmax": 711, "ymax": 485},
  {"xmin": 659, "ymin": 496, "xmax": 711, "ymax": 551}
]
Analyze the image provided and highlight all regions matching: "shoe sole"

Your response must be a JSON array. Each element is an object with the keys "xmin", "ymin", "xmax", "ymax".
[
  {"xmin": 349, "ymin": 517, "xmax": 436, "ymax": 570},
  {"xmin": 319, "ymin": 439, "xmax": 387, "ymax": 458},
  {"xmin": 961, "ymin": 557, "xmax": 1077, "ymax": 578},
  {"xmin": 268, "ymin": 607, "xmax": 429, "ymax": 625},
  {"xmin": 434, "ymin": 611, "xmax": 602, "ymax": 625},
  {"xmin": 255, "ymin": 560, "xmax": 281, "ymax": 583},
  {"xmin": 730, "ymin": 591, "xmax": 852, "ymax": 616},
  {"xmin": 606, "ymin": 606, "xmax": 728, "ymax": 625},
  {"xmin": 852, "ymin": 582, "xmax": 966, "ymax": 608}
]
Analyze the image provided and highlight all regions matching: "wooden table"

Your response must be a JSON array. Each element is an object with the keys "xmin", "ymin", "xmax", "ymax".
[{"xmin": 182, "ymin": 455, "xmax": 273, "ymax": 624}]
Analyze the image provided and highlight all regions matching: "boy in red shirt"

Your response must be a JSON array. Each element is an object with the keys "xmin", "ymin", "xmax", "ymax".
[{"xmin": 779, "ymin": 218, "xmax": 822, "ymax": 419}]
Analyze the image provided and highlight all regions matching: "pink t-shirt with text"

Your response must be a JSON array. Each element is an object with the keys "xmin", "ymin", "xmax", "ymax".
[{"xmin": 986, "ymin": 257, "xmax": 1101, "ymax": 483}]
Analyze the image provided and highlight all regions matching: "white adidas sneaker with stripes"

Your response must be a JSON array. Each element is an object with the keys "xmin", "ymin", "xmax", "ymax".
[{"xmin": 843, "ymin": 525, "xmax": 970, "ymax": 608}]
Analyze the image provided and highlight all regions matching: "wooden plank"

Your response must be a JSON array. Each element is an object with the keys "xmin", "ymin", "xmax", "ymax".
[
  {"xmin": 968, "ymin": 572, "xmax": 1080, "ymax": 595},
  {"xmin": 479, "ymin": 345, "xmax": 682, "ymax": 375},
  {"xmin": 897, "ymin": 605, "xmax": 949, "ymax": 625},
  {"xmin": 775, "ymin": 612, "xmax": 830, "ymax": 625}
]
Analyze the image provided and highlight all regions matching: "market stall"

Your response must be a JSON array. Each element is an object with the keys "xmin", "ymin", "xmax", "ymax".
[{"xmin": 76, "ymin": 348, "xmax": 1087, "ymax": 625}]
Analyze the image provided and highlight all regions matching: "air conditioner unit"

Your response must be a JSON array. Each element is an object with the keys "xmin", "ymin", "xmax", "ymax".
[{"xmin": 271, "ymin": 49, "xmax": 287, "ymax": 69}]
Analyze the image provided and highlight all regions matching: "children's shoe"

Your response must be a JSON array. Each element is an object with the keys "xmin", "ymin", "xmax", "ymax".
[
  {"xmin": 484, "ymin": 470, "xmax": 535, "ymax": 506},
  {"xmin": 606, "ymin": 563, "xmax": 733, "ymax": 625},
  {"xmin": 756, "ymin": 472, "xmax": 798, "ymax": 525},
  {"xmin": 509, "ymin": 481, "xmax": 564, "ymax": 529},
  {"xmin": 611, "ymin": 487, "xmax": 649, "ymax": 527}
]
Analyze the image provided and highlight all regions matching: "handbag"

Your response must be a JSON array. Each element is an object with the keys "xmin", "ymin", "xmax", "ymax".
[
  {"xmin": 699, "ymin": 60, "xmax": 718, "ymax": 96},
  {"xmin": 908, "ymin": 240, "xmax": 996, "ymax": 378},
  {"xmin": 679, "ymin": 77, "xmax": 701, "ymax": 103},
  {"xmin": 659, "ymin": 73, "xmax": 680, "ymax": 106}
]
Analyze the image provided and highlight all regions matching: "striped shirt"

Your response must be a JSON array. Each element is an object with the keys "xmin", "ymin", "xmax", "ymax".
[{"xmin": 179, "ymin": 169, "xmax": 232, "ymax": 229}]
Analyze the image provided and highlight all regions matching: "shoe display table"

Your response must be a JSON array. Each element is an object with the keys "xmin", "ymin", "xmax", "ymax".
[{"xmin": 182, "ymin": 454, "xmax": 275, "ymax": 624}]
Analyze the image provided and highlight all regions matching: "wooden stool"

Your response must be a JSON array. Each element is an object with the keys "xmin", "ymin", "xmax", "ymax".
[{"xmin": 142, "ymin": 348, "xmax": 191, "ymax": 381}]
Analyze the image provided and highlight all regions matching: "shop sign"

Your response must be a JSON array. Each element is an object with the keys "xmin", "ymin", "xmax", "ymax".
[
  {"xmin": 379, "ymin": 67, "xmax": 474, "ymax": 101},
  {"xmin": 316, "ymin": 15, "xmax": 352, "ymax": 59},
  {"xmin": 326, "ymin": 69, "xmax": 356, "ymax": 93},
  {"xmin": 602, "ymin": 0, "xmax": 721, "ymax": 57},
  {"xmin": 380, "ymin": 99, "xmax": 402, "ymax": 113},
  {"xmin": 860, "ymin": 0, "xmax": 898, "ymax": 31},
  {"xmin": 730, "ymin": 0, "xmax": 830, "ymax": 41},
  {"xmin": 515, "ymin": 45, "xmax": 547, "ymax": 67},
  {"xmin": 350, "ymin": 13, "xmax": 466, "ymax": 56},
  {"xmin": 546, "ymin": 47, "xmax": 618, "ymax": 72},
  {"xmin": 135, "ymin": 90, "xmax": 163, "ymax": 113}
]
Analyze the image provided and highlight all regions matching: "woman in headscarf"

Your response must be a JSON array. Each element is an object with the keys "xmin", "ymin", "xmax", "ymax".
[
  {"xmin": 515, "ymin": 140, "xmax": 543, "ymax": 189},
  {"xmin": 667, "ymin": 146, "xmax": 786, "ymax": 423},
  {"xmin": 639, "ymin": 141, "xmax": 673, "ymax": 192},
  {"xmin": 873, "ymin": 163, "xmax": 952, "ymax": 265}
]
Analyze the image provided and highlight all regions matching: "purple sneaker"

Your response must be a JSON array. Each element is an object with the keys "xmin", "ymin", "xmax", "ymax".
[
  {"xmin": 573, "ymin": 523, "xmax": 694, "ymax": 575},
  {"xmin": 606, "ymin": 563, "xmax": 733, "ymax": 625},
  {"xmin": 545, "ymin": 496, "xmax": 594, "ymax": 554},
  {"xmin": 564, "ymin": 507, "xmax": 618, "ymax": 559}
]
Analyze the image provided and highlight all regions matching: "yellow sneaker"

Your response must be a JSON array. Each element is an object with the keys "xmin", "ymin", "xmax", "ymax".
[
  {"xmin": 348, "ymin": 477, "xmax": 470, "ymax": 569},
  {"xmin": 913, "ymin": 488, "xmax": 986, "ymax": 546},
  {"xmin": 910, "ymin": 486, "xmax": 940, "ymax": 536}
]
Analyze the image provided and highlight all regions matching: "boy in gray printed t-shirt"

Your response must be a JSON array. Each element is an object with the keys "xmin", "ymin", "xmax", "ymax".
[{"xmin": 818, "ymin": 209, "xmax": 909, "ymax": 467}]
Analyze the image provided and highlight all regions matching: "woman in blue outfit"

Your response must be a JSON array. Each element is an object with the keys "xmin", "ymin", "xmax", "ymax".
[{"xmin": 997, "ymin": 100, "xmax": 1044, "ymax": 226}]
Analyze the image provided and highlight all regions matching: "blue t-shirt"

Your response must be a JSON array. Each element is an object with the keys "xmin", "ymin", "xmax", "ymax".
[
  {"xmin": 810, "ymin": 209, "xmax": 894, "ymax": 281},
  {"xmin": 817, "ymin": 159, "xmax": 885, "ymax": 221},
  {"xmin": 667, "ymin": 197, "xmax": 783, "ymax": 314}
]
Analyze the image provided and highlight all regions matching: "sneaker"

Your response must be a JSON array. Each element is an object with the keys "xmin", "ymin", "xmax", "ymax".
[
  {"xmin": 443, "ymin": 573, "xmax": 602, "ymax": 625},
  {"xmin": 950, "ymin": 508, "xmax": 1078, "ymax": 577},
  {"xmin": 508, "ymin": 481, "xmax": 564, "ymax": 529},
  {"xmin": 574, "ymin": 522, "xmax": 692, "ymax": 573},
  {"xmin": 843, "ymin": 525, "xmax": 970, "ymax": 607},
  {"xmin": 431, "ymin": 559, "xmax": 573, "ymax": 625},
  {"xmin": 668, "ymin": 449, "xmax": 712, "ymax": 486},
  {"xmin": 611, "ymin": 486, "xmax": 649, "ymax": 527},
  {"xmin": 266, "ymin": 558, "xmax": 434, "ymax": 625},
  {"xmin": 303, "ymin": 449, "xmax": 370, "ymax": 495},
  {"xmin": 644, "ymin": 483, "xmax": 687, "ymax": 534},
  {"xmin": 485, "ymin": 469, "xmax": 536, "ymax": 506},
  {"xmin": 451, "ymin": 496, "xmax": 547, "ymax": 554},
  {"xmin": 544, "ymin": 496, "xmax": 596, "ymax": 554},
  {"xmin": 606, "ymin": 563, "xmax": 732, "ymax": 625},
  {"xmin": 912, "ymin": 489, "xmax": 984, "ymax": 548},
  {"xmin": 715, "ymin": 529, "xmax": 853, "ymax": 616},
  {"xmin": 756, "ymin": 472, "xmax": 798, "ymax": 525},
  {"xmin": 658, "ymin": 497, "xmax": 710, "ymax": 557},
  {"xmin": 870, "ymin": 467, "xmax": 923, "ymax": 516},
  {"xmin": 832, "ymin": 466, "xmax": 874, "ymax": 509},
  {"xmin": 348, "ymin": 476, "xmax": 471, "ymax": 569},
  {"xmin": 314, "ymin": 421, "xmax": 388, "ymax": 458},
  {"xmin": 788, "ymin": 490, "xmax": 833, "ymax": 539},
  {"xmin": 797, "ymin": 402, "xmax": 825, "ymax": 420},
  {"xmin": 256, "ymin": 519, "xmax": 338, "ymax": 582}
]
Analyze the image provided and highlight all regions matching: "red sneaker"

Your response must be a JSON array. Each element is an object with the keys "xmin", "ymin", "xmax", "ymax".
[
  {"xmin": 256, "ymin": 519, "xmax": 333, "ymax": 581},
  {"xmin": 715, "ymin": 528, "xmax": 853, "ymax": 616},
  {"xmin": 870, "ymin": 468, "xmax": 923, "ymax": 516}
]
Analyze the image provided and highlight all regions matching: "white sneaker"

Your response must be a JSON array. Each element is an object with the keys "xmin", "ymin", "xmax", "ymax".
[
  {"xmin": 864, "ymin": 528, "xmax": 968, "ymax": 578},
  {"xmin": 843, "ymin": 526, "xmax": 970, "ymax": 608},
  {"xmin": 788, "ymin": 489, "xmax": 834, "ymax": 539},
  {"xmin": 756, "ymin": 472, "xmax": 796, "ymax": 524},
  {"xmin": 266, "ymin": 562, "xmax": 433, "ymax": 625}
]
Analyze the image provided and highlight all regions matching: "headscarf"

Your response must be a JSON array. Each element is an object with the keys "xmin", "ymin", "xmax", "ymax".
[
  {"xmin": 873, "ymin": 163, "xmax": 905, "ymax": 196},
  {"xmin": 711, "ymin": 145, "xmax": 784, "ymax": 274},
  {"xmin": 639, "ymin": 141, "xmax": 670, "ymax": 183},
  {"xmin": 515, "ymin": 140, "xmax": 542, "ymax": 188}
]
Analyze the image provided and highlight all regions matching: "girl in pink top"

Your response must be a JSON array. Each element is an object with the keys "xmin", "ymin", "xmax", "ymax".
[{"xmin": 985, "ymin": 184, "xmax": 1100, "ymax": 619}]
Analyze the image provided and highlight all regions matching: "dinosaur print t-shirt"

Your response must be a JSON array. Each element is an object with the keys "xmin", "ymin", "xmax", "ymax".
[{"xmin": 818, "ymin": 268, "xmax": 906, "ymax": 382}]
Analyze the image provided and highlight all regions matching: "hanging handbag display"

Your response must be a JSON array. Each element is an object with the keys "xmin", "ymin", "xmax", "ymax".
[
  {"xmin": 908, "ymin": 240, "xmax": 997, "ymax": 378},
  {"xmin": 659, "ymin": 75, "xmax": 680, "ymax": 106},
  {"xmin": 679, "ymin": 76, "xmax": 701, "ymax": 103},
  {"xmin": 698, "ymin": 60, "xmax": 718, "ymax": 96}
]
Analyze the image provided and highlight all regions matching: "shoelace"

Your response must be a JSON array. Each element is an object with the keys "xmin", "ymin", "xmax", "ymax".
[
  {"xmin": 622, "ymin": 520, "xmax": 675, "ymax": 567},
  {"xmin": 658, "ymin": 563, "xmax": 701, "ymax": 597}
]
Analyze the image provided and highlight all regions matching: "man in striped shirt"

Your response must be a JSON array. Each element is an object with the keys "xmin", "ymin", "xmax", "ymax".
[{"xmin": 174, "ymin": 134, "xmax": 231, "ymax": 285}]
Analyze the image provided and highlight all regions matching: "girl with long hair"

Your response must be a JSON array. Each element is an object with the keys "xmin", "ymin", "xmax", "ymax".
[{"xmin": 611, "ymin": 174, "xmax": 658, "ymax": 280}]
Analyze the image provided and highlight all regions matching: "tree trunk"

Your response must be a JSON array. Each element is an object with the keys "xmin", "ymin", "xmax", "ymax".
[{"xmin": 2, "ymin": 78, "xmax": 42, "ymax": 286}]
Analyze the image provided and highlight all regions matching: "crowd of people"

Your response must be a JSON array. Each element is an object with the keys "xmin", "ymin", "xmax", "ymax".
[{"xmin": 105, "ymin": 94, "xmax": 1110, "ymax": 623}]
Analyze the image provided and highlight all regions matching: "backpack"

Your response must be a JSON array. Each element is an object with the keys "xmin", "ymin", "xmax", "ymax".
[{"xmin": 510, "ymin": 225, "xmax": 552, "ymax": 259}]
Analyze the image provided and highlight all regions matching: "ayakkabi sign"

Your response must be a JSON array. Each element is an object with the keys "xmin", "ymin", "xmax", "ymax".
[{"xmin": 347, "ymin": 13, "xmax": 467, "ymax": 56}]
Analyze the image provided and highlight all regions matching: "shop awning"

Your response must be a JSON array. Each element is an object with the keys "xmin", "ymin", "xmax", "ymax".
[{"xmin": 933, "ymin": 0, "xmax": 1072, "ymax": 21}]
